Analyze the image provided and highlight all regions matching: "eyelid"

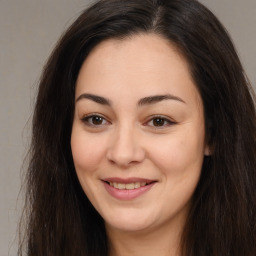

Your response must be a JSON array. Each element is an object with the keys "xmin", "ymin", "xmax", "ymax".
[
  {"xmin": 143, "ymin": 115, "xmax": 176, "ymax": 128},
  {"xmin": 80, "ymin": 113, "xmax": 176, "ymax": 129},
  {"xmin": 81, "ymin": 113, "xmax": 111, "ymax": 127}
]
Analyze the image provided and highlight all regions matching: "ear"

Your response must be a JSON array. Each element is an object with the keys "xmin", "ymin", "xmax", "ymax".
[{"xmin": 204, "ymin": 144, "xmax": 211, "ymax": 156}]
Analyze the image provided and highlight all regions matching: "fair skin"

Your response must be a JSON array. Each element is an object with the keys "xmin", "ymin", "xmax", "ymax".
[{"xmin": 71, "ymin": 34, "xmax": 209, "ymax": 256}]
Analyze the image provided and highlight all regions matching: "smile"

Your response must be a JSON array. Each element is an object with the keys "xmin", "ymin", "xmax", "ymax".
[
  {"xmin": 102, "ymin": 178, "xmax": 157, "ymax": 200},
  {"xmin": 108, "ymin": 181, "xmax": 149, "ymax": 190}
]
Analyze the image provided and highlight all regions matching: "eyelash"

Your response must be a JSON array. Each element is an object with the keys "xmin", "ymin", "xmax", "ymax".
[
  {"xmin": 144, "ymin": 115, "xmax": 176, "ymax": 128},
  {"xmin": 81, "ymin": 114, "xmax": 176, "ymax": 129},
  {"xmin": 81, "ymin": 113, "xmax": 110, "ymax": 127}
]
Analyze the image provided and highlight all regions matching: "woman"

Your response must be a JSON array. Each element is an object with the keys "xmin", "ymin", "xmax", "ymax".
[{"xmin": 19, "ymin": 0, "xmax": 256, "ymax": 255}]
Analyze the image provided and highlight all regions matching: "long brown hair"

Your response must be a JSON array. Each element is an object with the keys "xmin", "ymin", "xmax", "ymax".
[{"xmin": 19, "ymin": 0, "xmax": 256, "ymax": 255}]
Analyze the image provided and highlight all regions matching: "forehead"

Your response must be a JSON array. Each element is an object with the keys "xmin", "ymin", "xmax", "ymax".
[{"xmin": 75, "ymin": 33, "xmax": 201, "ymax": 106}]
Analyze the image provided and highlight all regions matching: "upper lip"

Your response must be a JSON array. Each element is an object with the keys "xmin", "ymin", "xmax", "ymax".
[{"xmin": 102, "ymin": 177, "xmax": 157, "ymax": 184}]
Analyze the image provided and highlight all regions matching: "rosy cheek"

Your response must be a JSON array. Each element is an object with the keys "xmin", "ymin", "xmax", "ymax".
[
  {"xmin": 147, "ymin": 135, "xmax": 181, "ymax": 160},
  {"xmin": 71, "ymin": 133, "xmax": 107, "ymax": 173},
  {"xmin": 148, "ymin": 134, "xmax": 202, "ymax": 176}
]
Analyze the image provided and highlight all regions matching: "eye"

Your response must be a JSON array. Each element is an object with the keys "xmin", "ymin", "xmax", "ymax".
[
  {"xmin": 81, "ymin": 114, "xmax": 110, "ymax": 127},
  {"xmin": 145, "ymin": 116, "xmax": 175, "ymax": 128}
]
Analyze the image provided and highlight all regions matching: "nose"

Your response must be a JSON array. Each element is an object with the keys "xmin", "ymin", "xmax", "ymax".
[{"xmin": 106, "ymin": 124, "xmax": 145, "ymax": 167}]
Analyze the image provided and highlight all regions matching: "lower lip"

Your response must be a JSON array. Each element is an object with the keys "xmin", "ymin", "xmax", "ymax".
[{"xmin": 103, "ymin": 182, "xmax": 156, "ymax": 200}]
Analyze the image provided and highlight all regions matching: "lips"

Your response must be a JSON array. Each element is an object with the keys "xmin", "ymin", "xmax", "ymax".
[{"xmin": 102, "ymin": 177, "xmax": 157, "ymax": 200}]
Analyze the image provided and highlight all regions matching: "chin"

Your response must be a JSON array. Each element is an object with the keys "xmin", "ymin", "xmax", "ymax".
[
  {"xmin": 103, "ymin": 208, "xmax": 158, "ymax": 233},
  {"xmin": 106, "ymin": 219, "xmax": 153, "ymax": 233}
]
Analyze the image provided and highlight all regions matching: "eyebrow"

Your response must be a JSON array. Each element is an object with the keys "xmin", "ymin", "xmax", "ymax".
[
  {"xmin": 76, "ymin": 93, "xmax": 111, "ymax": 105},
  {"xmin": 75, "ymin": 93, "xmax": 185, "ymax": 106},
  {"xmin": 138, "ymin": 94, "xmax": 185, "ymax": 106}
]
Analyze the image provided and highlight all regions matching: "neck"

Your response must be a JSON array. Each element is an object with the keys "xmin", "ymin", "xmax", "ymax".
[{"xmin": 106, "ymin": 219, "xmax": 184, "ymax": 256}]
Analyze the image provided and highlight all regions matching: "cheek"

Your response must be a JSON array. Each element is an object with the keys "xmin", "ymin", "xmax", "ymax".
[
  {"xmin": 147, "ymin": 129, "xmax": 205, "ymax": 178},
  {"xmin": 147, "ymin": 132, "xmax": 205, "ymax": 216},
  {"xmin": 71, "ymin": 130, "xmax": 106, "ymax": 173}
]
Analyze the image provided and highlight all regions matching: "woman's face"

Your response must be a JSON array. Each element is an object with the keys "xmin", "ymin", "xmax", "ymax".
[{"xmin": 71, "ymin": 34, "xmax": 208, "ymax": 234}]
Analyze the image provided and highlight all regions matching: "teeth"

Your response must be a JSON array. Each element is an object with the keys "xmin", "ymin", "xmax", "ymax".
[
  {"xmin": 125, "ymin": 183, "xmax": 135, "ymax": 190},
  {"xmin": 134, "ymin": 182, "xmax": 140, "ymax": 188},
  {"xmin": 109, "ymin": 182, "xmax": 149, "ymax": 190},
  {"xmin": 118, "ymin": 183, "xmax": 126, "ymax": 189}
]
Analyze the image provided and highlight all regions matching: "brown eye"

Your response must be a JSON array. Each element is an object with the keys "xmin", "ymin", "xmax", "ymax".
[
  {"xmin": 82, "ymin": 115, "xmax": 109, "ymax": 127},
  {"xmin": 152, "ymin": 118, "xmax": 165, "ymax": 127},
  {"xmin": 146, "ymin": 116, "xmax": 175, "ymax": 128},
  {"xmin": 91, "ymin": 116, "xmax": 104, "ymax": 125}
]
